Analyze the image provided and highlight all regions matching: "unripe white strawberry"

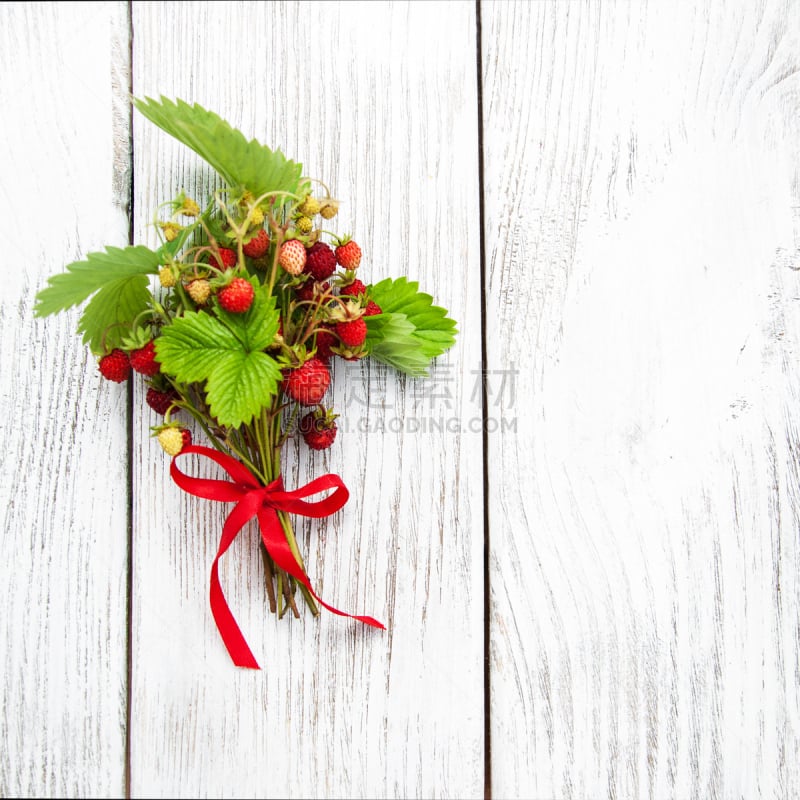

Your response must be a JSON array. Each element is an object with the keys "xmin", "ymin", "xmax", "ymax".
[{"xmin": 278, "ymin": 240, "xmax": 306, "ymax": 276}]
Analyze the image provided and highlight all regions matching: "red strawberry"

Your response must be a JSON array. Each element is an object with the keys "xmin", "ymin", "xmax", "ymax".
[
  {"xmin": 364, "ymin": 300, "xmax": 382, "ymax": 316},
  {"xmin": 299, "ymin": 411, "xmax": 337, "ymax": 451},
  {"xmin": 339, "ymin": 279, "xmax": 366, "ymax": 297},
  {"xmin": 208, "ymin": 247, "xmax": 237, "ymax": 270},
  {"xmin": 304, "ymin": 241, "xmax": 336, "ymax": 281},
  {"xmin": 296, "ymin": 280, "xmax": 330, "ymax": 303},
  {"xmin": 336, "ymin": 318, "xmax": 367, "ymax": 347},
  {"xmin": 278, "ymin": 240, "xmax": 306, "ymax": 276},
  {"xmin": 243, "ymin": 228, "xmax": 270, "ymax": 258},
  {"xmin": 314, "ymin": 326, "xmax": 337, "ymax": 361},
  {"xmin": 283, "ymin": 358, "xmax": 331, "ymax": 405},
  {"xmin": 335, "ymin": 238, "xmax": 362, "ymax": 270},
  {"xmin": 129, "ymin": 340, "xmax": 160, "ymax": 376},
  {"xmin": 218, "ymin": 278, "xmax": 255, "ymax": 313},
  {"xmin": 98, "ymin": 349, "xmax": 130, "ymax": 382},
  {"xmin": 181, "ymin": 428, "xmax": 193, "ymax": 449},
  {"xmin": 146, "ymin": 387, "xmax": 179, "ymax": 415}
]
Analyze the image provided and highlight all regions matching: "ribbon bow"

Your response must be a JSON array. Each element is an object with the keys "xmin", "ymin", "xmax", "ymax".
[{"xmin": 171, "ymin": 444, "xmax": 384, "ymax": 669}]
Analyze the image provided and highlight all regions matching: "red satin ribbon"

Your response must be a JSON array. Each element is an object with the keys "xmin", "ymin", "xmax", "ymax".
[{"xmin": 170, "ymin": 444, "xmax": 384, "ymax": 669}]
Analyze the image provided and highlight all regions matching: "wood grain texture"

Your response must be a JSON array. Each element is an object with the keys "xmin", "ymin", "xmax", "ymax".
[
  {"xmin": 129, "ymin": 2, "xmax": 483, "ymax": 797},
  {"xmin": 0, "ymin": 3, "xmax": 130, "ymax": 797},
  {"xmin": 482, "ymin": 2, "xmax": 800, "ymax": 798}
]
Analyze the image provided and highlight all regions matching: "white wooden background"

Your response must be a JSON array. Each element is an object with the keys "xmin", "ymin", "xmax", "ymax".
[{"xmin": 2, "ymin": 2, "xmax": 799, "ymax": 798}]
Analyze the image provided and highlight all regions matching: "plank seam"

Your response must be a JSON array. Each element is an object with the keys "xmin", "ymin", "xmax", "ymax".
[
  {"xmin": 124, "ymin": 2, "xmax": 135, "ymax": 798},
  {"xmin": 475, "ymin": 2, "xmax": 492, "ymax": 799}
]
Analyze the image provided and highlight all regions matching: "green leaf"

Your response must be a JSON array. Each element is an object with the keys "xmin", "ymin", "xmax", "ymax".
[
  {"xmin": 133, "ymin": 96, "xmax": 307, "ymax": 201},
  {"xmin": 365, "ymin": 313, "xmax": 433, "ymax": 377},
  {"xmin": 154, "ymin": 312, "xmax": 241, "ymax": 383},
  {"xmin": 154, "ymin": 287, "xmax": 282, "ymax": 427},
  {"xmin": 364, "ymin": 278, "xmax": 458, "ymax": 374},
  {"xmin": 34, "ymin": 245, "xmax": 160, "ymax": 316},
  {"xmin": 205, "ymin": 351, "xmax": 283, "ymax": 428},
  {"xmin": 77, "ymin": 276, "xmax": 152, "ymax": 352}
]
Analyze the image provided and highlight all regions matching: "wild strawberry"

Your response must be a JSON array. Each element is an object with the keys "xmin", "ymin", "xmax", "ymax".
[
  {"xmin": 98, "ymin": 349, "xmax": 130, "ymax": 382},
  {"xmin": 336, "ymin": 347, "xmax": 366, "ymax": 362},
  {"xmin": 208, "ymin": 247, "xmax": 237, "ymax": 270},
  {"xmin": 339, "ymin": 279, "xmax": 366, "ymax": 298},
  {"xmin": 299, "ymin": 410, "xmax": 337, "ymax": 451},
  {"xmin": 314, "ymin": 326, "xmax": 337, "ymax": 361},
  {"xmin": 159, "ymin": 266, "xmax": 177, "ymax": 288},
  {"xmin": 296, "ymin": 280, "xmax": 330, "ymax": 303},
  {"xmin": 243, "ymin": 228, "xmax": 269, "ymax": 258},
  {"xmin": 129, "ymin": 340, "xmax": 160, "ymax": 376},
  {"xmin": 178, "ymin": 197, "xmax": 200, "ymax": 217},
  {"xmin": 283, "ymin": 358, "xmax": 331, "ymax": 406},
  {"xmin": 295, "ymin": 216, "xmax": 313, "ymax": 234},
  {"xmin": 304, "ymin": 241, "xmax": 337, "ymax": 281},
  {"xmin": 364, "ymin": 301, "xmax": 382, "ymax": 316},
  {"xmin": 218, "ymin": 278, "xmax": 255, "ymax": 313},
  {"xmin": 299, "ymin": 195, "xmax": 321, "ymax": 217},
  {"xmin": 336, "ymin": 318, "xmax": 368, "ymax": 348},
  {"xmin": 335, "ymin": 238, "xmax": 362, "ymax": 270},
  {"xmin": 278, "ymin": 240, "xmax": 306, "ymax": 276},
  {"xmin": 146, "ymin": 387, "xmax": 179, "ymax": 415},
  {"xmin": 319, "ymin": 198, "xmax": 339, "ymax": 219},
  {"xmin": 187, "ymin": 278, "xmax": 211, "ymax": 305},
  {"xmin": 157, "ymin": 427, "xmax": 191, "ymax": 456}
]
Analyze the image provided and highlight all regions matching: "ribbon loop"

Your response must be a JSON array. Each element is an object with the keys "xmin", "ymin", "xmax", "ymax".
[{"xmin": 171, "ymin": 445, "xmax": 384, "ymax": 670}]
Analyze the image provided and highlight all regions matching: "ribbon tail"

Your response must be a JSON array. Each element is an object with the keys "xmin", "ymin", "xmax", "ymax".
[
  {"xmin": 258, "ymin": 508, "xmax": 385, "ymax": 630},
  {"xmin": 210, "ymin": 556, "xmax": 260, "ymax": 669},
  {"xmin": 208, "ymin": 497, "xmax": 265, "ymax": 670}
]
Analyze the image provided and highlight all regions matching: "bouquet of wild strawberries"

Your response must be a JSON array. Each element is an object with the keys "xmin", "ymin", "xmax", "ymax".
[{"xmin": 35, "ymin": 98, "xmax": 457, "ymax": 668}]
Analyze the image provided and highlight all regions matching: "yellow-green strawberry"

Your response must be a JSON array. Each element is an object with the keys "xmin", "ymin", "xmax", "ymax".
[
  {"xmin": 159, "ymin": 265, "xmax": 177, "ymax": 287},
  {"xmin": 299, "ymin": 195, "xmax": 321, "ymax": 216},
  {"xmin": 157, "ymin": 427, "xmax": 191, "ymax": 456},
  {"xmin": 187, "ymin": 279, "xmax": 211, "ymax": 305},
  {"xmin": 295, "ymin": 216, "xmax": 313, "ymax": 234},
  {"xmin": 319, "ymin": 198, "xmax": 339, "ymax": 219}
]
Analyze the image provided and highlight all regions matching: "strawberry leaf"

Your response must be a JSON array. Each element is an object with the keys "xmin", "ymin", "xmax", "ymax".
[
  {"xmin": 77, "ymin": 276, "xmax": 152, "ymax": 353},
  {"xmin": 214, "ymin": 280, "xmax": 279, "ymax": 351},
  {"xmin": 34, "ymin": 245, "xmax": 161, "ymax": 316},
  {"xmin": 133, "ymin": 97, "xmax": 307, "ymax": 201},
  {"xmin": 155, "ymin": 288, "xmax": 282, "ymax": 427},
  {"xmin": 365, "ymin": 278, "xmax": 458, "ymax": 374},
  {"xmin": 205, "ymin": 351, "xmax": 282, "ymax": 428},
  {"xmin": 365, "ymin": 313, "xmax": 433, "ymax": 377}
]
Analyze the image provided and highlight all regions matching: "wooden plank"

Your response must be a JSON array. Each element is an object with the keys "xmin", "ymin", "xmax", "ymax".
[
  {"xmin": 482, "ymin": 2, "xmax": 800, "ymax": 798},
  {"xmin": 129, "ymin": 2, "xmax": 484, "ymax": 797},
  {"xmin": 0, "ymin": 3, "xmax": 130, "ymax": 797}
]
